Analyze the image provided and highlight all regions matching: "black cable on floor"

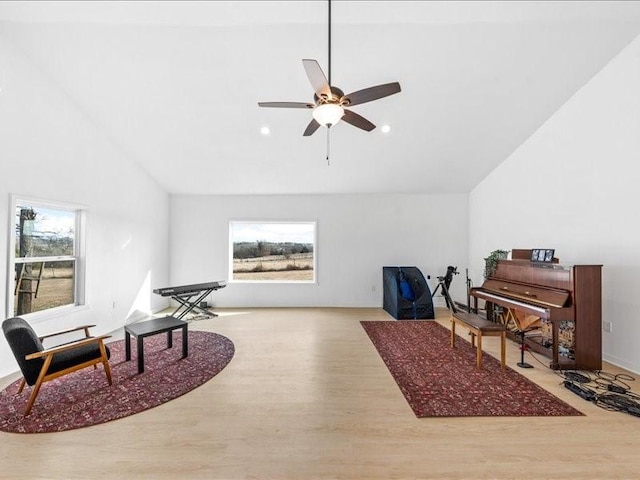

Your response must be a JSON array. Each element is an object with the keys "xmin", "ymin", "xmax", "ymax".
[
  {"xmin": 512, "ymin": 338, "xmax": 640, "ymax": 417},
  {"xmin": 557, "ymin": 369, "xmax": 640, "ymax": 418}
]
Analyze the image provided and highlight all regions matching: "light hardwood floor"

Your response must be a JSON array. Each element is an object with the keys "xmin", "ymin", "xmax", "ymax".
[{"xmin": 2, "ymin": 307, "xmax": 639, "ymax": 480}]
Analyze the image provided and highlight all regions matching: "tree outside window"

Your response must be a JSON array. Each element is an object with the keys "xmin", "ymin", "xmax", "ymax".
[{"xmin": 9, "ymin": 199, "xmax": 85, "ymax": 318}]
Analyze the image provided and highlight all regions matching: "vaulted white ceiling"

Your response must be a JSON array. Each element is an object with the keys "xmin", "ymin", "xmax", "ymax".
[{"xmin": 2, "ymin": 1, "xmax": 640, "ymax": 195}]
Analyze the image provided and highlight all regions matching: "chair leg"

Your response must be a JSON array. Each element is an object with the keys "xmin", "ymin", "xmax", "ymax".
[
  {"xmin": 450, "ymin": 317, "xmax": 456, "ymax": 348},
  {"xmin": 99, "ymin": 342, "xmax": 113, "ymax": 385},
  {"xmin": 17, "ymin": 378, "xmax": 26, "ymax": 393},
  {"xmin": 24, "ymin": 355, "xmax": 53, "ymax": 416}
]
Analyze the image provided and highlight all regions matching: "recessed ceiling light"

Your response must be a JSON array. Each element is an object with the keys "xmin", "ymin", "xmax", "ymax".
[
  {"xmin": 381, "ymin": 125, "xmax": 391, "ymax": 133},
  {"xmin": 260, "ymin": 126, "xmax": 271, "ymax": 135}
]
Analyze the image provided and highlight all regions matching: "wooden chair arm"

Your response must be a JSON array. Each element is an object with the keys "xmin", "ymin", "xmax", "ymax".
[
  {"xmin": 38, "ymin": 324, "xmax": 97, "ymax": 341},
  {"xmin": 26, "ymin": 335, "xmax": 111, "ymax": 360}
]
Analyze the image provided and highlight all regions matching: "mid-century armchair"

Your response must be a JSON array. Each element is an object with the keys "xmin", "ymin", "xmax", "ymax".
[{"xmin": 2, "ymin": 317, "xmax": 113, "ymax": 416}]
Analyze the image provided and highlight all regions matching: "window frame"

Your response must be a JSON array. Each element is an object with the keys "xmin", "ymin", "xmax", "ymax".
[
  {"xmin": 228, "ymin": 220, "xmax": 317, "ymax": 284},
  {"xmin": 6, "ymin": 194, "xmax": 87, "ymax": 321}
]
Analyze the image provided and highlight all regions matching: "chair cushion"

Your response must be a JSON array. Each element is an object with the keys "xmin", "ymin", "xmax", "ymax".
[{"xmin": 48, "ymin": 342, "xmax": 110, "ymax": 375}]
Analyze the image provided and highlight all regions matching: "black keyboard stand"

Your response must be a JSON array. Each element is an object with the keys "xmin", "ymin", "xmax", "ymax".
[{"xmin": 169, "ymin": 288, "xmax": 217, "ymax": 320}]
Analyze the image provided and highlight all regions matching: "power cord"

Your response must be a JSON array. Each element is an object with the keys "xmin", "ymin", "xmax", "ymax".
[
  {"xmin": 596, "ymin": 392, "xmax": 640, "ymax": 417},
  {"xmin": 518, "ymin": 349, "xmax": 640, "ymax": 418},
  {"xmin": 593, "ymin": 371, "xmax": 635, "ymax": 394},
  {"xmin": 564, "ymin": 370, "xmax": 592, "ymax": 384},
  {"xmin": 558, "ymin": 369, "xmax": 640, "ymax": 418}
]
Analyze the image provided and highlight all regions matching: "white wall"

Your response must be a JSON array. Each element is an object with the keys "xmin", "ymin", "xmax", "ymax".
[
  {"xmin": 470, "ymin": 35, "xmax": 640, "ymax": 373},
  {"xmin": 0, "ymin": 37, "xmax": 170, "ymax": 377},
  {"xmin": 170, "ymin": 193, "xmax": 468, "ymax": 308}
]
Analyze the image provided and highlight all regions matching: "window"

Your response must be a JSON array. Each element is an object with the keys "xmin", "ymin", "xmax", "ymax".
[
  {"xmin": 7, "ymin": 196, "xmax": 86, "ymax": 318},
  {"xmin": 229, "ymin": 221, "xmax": 316, "ymax": 283}
]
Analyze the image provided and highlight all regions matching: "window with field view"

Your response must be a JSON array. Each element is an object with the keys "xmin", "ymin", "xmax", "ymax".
[
  {"xmin": 229, "ymin": 221, "xmax": 316, "ymax": 283},
  {"xmin": 8, "ymin": 198, "xmax": 85, "ymax": 318}
]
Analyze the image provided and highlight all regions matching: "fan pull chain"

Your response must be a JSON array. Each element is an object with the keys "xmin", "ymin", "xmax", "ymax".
[{"xmin": 326, "ymin": 126, "xmax": 331, "ymax": 165}]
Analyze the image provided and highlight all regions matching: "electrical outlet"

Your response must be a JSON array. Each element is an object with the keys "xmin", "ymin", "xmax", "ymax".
[{"xmin": 603, "ymin": 321, "xmax": 612, "ymax": 333}]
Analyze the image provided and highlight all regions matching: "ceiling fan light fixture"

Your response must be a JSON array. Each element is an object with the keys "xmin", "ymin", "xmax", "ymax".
[
  {"xmin": 312, "ymin": 103, "xmax": 344, "ymax": 127},
  {"xmin": 257, "ymin": 0, "xmax": 401, "ymax": 141}
]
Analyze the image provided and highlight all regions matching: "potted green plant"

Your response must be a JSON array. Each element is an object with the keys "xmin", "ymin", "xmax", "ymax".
[{"xmin": 483, "ymin": 249, "xmax": 510, "ymax": 278}]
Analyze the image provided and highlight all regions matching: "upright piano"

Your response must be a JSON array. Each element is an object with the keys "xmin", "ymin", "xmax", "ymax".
[{"xmin": 470, "ymin": 250, "xmax": 602, "ymax": 370}]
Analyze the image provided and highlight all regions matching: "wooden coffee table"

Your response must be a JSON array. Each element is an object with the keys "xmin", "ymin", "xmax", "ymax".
[{"xmin": 125, "ymin": 316, "xmax": 188, "ymax": 373}]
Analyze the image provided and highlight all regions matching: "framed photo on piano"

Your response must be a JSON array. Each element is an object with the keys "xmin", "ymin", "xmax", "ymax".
[{"xmin": 531, "ymin": 248, "xmax": 554, "ymax": 263}]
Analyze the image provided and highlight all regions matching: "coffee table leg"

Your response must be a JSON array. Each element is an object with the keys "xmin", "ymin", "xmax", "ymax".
[
  {"xmin": 137, "ymin": 336, "xmax": 144, "ymax": 374},
  {"xmin": 167, "ymin": 330, "xmax": 173, "ymax": 349},
  {"xmin": 125, "ymin": 331, "xmax": 131, "ymax": 361},
  {"xmin": 182, "ymin": 326, "xmax": 188, "ymax": 358}
]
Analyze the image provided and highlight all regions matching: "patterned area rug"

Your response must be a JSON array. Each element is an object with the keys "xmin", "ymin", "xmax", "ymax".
[
  {"xmin": 361, "ymin": 320, "xmax": 583, "ymax": 417},
  {"xmin": 0, "ymin": 330, "xmax": 234, "ymax": 433}
]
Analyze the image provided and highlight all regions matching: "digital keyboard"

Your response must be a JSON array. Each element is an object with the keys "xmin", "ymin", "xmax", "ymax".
[{"xmin": 153, "ymin": 281, "xmax": 226, "ymax": 319}]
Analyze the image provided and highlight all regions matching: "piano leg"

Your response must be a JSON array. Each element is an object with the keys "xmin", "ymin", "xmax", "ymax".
[{"xmin": 551, "ymin": 320, "xmax": 560, "ymax": 369}]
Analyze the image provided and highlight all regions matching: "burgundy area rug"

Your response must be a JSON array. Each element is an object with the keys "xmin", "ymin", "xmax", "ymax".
[
  {"xmin": 0, "ymin": 330, "xmax": 234, "ymax": 433},
  {"xmin": 361, "ymin": 320, "xmax": 583, "ymax": 417}
]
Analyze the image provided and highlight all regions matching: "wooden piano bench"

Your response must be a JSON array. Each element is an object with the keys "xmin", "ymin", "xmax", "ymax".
[{"xmin": 450, "ymin": 312, "xmax": 506, "ymax": 370}]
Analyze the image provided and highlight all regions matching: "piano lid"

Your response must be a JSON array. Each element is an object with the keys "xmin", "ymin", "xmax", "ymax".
[{"xmin": 477, "ymin": 279, "xmax": 570, "ymax": 309}]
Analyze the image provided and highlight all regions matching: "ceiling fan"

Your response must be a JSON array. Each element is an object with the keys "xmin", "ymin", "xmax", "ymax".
[{"xmin": 258, "ymin": 0, "xmax": 401, "ymax": 137}]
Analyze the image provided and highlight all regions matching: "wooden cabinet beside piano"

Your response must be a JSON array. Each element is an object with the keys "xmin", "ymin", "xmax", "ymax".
[{"xmin": 471, "ymin": 249, "xmax": 602, "ymax": 370}]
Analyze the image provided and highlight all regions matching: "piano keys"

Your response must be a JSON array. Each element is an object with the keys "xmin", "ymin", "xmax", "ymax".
[
  {"xmin": 472, "ymin": 289, "xmax": 549, "ymax": 318},
  {"xmin": 153, "ymin": 281, "xmax": 226, "ymax": 319},
  {"xmin": 470, "ymin": 250, "xmax": 602, "ymax": 370}
]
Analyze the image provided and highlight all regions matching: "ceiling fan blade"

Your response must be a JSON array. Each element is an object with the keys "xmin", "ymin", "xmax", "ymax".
[
  {"xmin": 258, "ymin": 102, "xmax": 314, "ymax": 109},
  {"xmin": 342, "ymin": 109, "xmax": 376, "ymax": 132},
  {"xmin": 342, "ymin": 82, "xmax": 401, "ymax": 106},
  {"xmin": 302, "ymin": 59, "xmax": 331, "ymax": 99},
  {"xmin": 303, "ymin": 119, "xmax": 321, "ymax": 136}
]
